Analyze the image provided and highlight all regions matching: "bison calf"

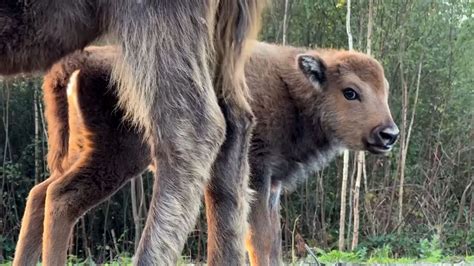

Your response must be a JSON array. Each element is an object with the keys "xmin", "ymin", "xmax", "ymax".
[
  {"xmin": 16, "ymin": 42, "xmax": 398, "ymax": 265},
  {"xmin": 245, "ymin": 42, "xmax": 398, "ymax": 265}
]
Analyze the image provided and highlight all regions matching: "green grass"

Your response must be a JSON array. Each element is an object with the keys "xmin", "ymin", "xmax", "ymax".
[
  {"xmin": 303, "ymin": 249, "xmax": 473, "ymax": 264},
  {"xmin": 0, "ymin": 255, "xmax": 197, "ymax": 266},
  {"xmin": 2, "ymin": 254, "xmax": 474, "ymax": 265},
  {"xmin": 1, "ymin": 241, "xmax": 472, "ymax": 266},
  {"xmin": 301, "ymin": 240, "xmax": 473, "ymax": 265}
]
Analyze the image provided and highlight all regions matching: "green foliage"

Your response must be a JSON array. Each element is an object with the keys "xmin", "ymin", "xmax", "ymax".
[
  {"xmin": 0, "ymin": 236, "xmax": 14, "ymax": 261},
  {"xmin": 308, "ymin": 233, "xmax": 473, "ymax": 264},
  {"xmin": 367, "ymin": 244, "xmax": 394, "ymax": 264},
  {"xmin": 100, "ymin": 256, "xmax": 133, "ymax": 266},
  {"xmin": 316, "ymin": 248, "xmax": 364, "ymax": 263},
  {"xmin": 0, "ymin": 255, "xmax": 137, "ymax": 266},
  {"xmin": 310, "ymin": 241, "xmax": 471, "ymax": 264},
  {"xmin": 360, "ymin": 233, "xmax": 419, "ymax": 257},
  {"xmin": 418, "ymin": 235, "xmax": 443, "ymax": 262}
]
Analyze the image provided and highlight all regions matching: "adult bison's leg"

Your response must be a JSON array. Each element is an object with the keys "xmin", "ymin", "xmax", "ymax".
[
  {"xmin": 205, "ymin": 95, "xmax": 255, "ymax": 265},
  {"xmin": 203, "ymin": 0, "xmax": 266, "ymax": 264},
  {"xmin": 121, "ymin": 3, "xmax": 226, "ymax": 264},
  {"xmin": 133, "ymin": 81, "xmax": 226, "ymax": 264},
  {"xmin": 110, "ymin": 1, "xmax": 265, "ymax": 263}
]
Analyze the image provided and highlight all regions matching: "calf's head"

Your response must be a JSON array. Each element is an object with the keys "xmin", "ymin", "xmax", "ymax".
[{"xmin": 297, "ymin": 50, "xmax": 399, "ymax": 154}]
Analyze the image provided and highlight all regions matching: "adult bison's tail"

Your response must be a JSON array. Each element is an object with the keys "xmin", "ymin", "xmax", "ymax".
[
  {"xmin": 208, "ymin": 0, "xmax": 267, "ymax": 264},
  {"xmin": 214, "ymin": 0, "xmax": 266, "ymax": 100}
]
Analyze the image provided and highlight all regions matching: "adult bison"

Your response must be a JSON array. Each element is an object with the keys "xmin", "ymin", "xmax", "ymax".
[{"xmin": 1, "ymin": 1, "xmax": 266, "ymax": 265}]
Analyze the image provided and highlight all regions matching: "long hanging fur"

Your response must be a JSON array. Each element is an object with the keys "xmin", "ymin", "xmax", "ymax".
[{"xmin": 108, "ymin": 0, "xmax": 266, "ymax": 139}]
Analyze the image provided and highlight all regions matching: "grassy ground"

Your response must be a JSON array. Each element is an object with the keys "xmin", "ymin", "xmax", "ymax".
[
  {"xmin": 300, "ymin": 250, "xmax": 474, "ymax": 265},
  {"xmin": 1, "ymin": 253, "xmax": 473, "ymax": 266}
]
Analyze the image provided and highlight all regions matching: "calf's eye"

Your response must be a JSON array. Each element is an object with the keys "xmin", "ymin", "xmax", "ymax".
[{"xmin": 343, "ymin": 88, "xmax": 359, "ymax": 101}]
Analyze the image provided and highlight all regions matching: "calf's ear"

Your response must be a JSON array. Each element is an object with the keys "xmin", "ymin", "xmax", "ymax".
[{"xmin": 297, "ymin": 54, "xmax": 327, "ymax": 90}]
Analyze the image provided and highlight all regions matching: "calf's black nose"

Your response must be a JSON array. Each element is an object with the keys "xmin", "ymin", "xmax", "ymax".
[{"xmin": 376, "ymin": 124, "xmax": 399, "ymax": 146}]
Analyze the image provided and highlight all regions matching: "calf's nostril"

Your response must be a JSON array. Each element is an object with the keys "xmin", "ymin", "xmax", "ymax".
[{"xmin": 379, "ymin": 130, "xmax": 398, "ymax": 145}]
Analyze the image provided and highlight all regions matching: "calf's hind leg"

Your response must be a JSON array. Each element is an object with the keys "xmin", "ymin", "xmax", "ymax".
[
  {"xmin": 247, "ymin": 177, "xmax": 284, "ymax": 266},
  {"xmin": 268, "ymin": 183, "xmax": 283, "ymax": 266},
  {"xmin": 41, "ymin": 68, "xmax": 150, "ymax": 265},
  {"xmin": 246, "ymin": 174, "xmax": 272, "ymax": 266},
  {"xmin": 13, "ymin": 176, "xmax": 59, "ymax": 266},
  {"xmin": 42, "ymin": 150, "xmax": 148, "ymax": 265}
]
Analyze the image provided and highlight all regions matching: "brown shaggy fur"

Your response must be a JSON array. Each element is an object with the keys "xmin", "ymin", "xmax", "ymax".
[
  {"xmin": 30, "ymin": 42, "xmax": 398, "ymax": 265},
  {"xmin": 245, "ymin": 43, "xmax": 398, "ymax": 265},
  {"xmin": 2, "ymin": 1, "xmax": 266, "ymax": 265}
]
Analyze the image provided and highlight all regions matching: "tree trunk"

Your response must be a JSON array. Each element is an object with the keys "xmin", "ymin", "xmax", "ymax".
[
  {"xmin": 80, "ymin": 217, "xmax": 91, "ymax": 259},
  {"xmin": 339, "ymin": 0, "xmax": 353, "ymax": 251},
  {"xmin": 469, "ymin": 184, "xmax": 474, "ymax": 226},
  {"xmin": 397, "ymin": 40, "xmax": 408, "ymax": 235},
  {"xmin": 102, "ymin": 199, "xmax": 111, "ymax": 255},
  {"xmin": 38, "ymin": 97, "xmax": 48, "ymax": 176},
  {"xmin": 345, "ymin": 0, "xmax": 353, "ymax": 51},
  {"xmin": 351, "ymin": 0, "xmax": 373, "ymax": 250},
  {"xmin": 138, "ymin": 175, "xmax": 148, "ymax": 219},
  {"xmin": 404, "ymin": 56, "xmax": 423, "ymax": 160},
  {"xmin": 0, "ymin": 81, "xmax": 11, "ymax": 261},
  {"xmin": 351, "ymin": 152, "xmax": 364, "ymax": 250},
  {"xmin": 34, "ymin": 87, "xmax": 41, "ymax": 184},
  {"xmin": 2, "ymin": 82, "xmax": 11, "ymax": 166},
  {"xmin": 468, "ymin": 145, "xmax": 473, "ymax": 224},
  {"xmin": 131, "ymin": 177, "xmax": 142, "ymax": 251},
  {"xmin": 346, "ymin": 154, "xmax": 356, "ymax": 246},
  {"xmin": 366, "ymin": 0, "xmax": 374, "ymax": 55},
  {"xmin": 318, "ymin": 171, "xmax": 328, "ymax": 247},
  {"xmin": 282, "ymin": 0, "xmax": 290, "ymax": 46},
  {"xmin": 455, "ymin": 179, "xmax": 473, "ymax": 227},
  {"xmin": 338, "ymin": 151, "xmax": 350, "ymax": 251}
]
